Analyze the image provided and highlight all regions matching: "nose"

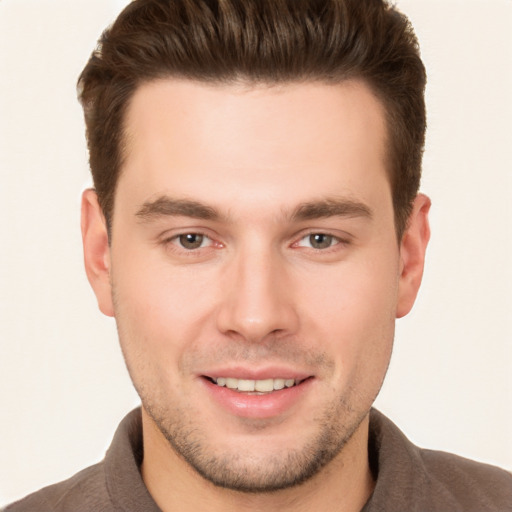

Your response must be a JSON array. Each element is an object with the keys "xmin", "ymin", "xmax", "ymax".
[{"xmin": 216, "ymin": 244, "xmax": 299, "ymax": 343}]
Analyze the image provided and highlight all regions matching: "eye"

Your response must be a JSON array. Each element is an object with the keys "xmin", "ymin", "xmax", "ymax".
[
  {"xmin": 297, "ymin": 233, "xmax": 338, "ymax": 250},
  {"xmin": 176, "ymin": 233, "xmax": 211, "ymax": 250}
]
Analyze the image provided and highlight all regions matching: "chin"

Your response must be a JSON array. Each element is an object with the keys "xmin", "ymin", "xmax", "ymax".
[{"xmin": 143, "ymin": 393, "xmax": 370, "ymax": 493}]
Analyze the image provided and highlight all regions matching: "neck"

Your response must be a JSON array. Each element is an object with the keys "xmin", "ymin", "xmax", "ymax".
[{"xmin": 141, "ymin": 411, "xmax": 375, "ymax": 512}]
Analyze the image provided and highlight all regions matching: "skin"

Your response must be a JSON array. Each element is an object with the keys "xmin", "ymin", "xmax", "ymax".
[{"xmin": 81, "ymin": 79, "xmax": 430, "ymax": 512}]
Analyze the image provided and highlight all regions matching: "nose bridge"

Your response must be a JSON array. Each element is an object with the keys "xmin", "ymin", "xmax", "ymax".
[{"xmin": 216, "ymin": 238, "xmax": 297, "ymax": 342}]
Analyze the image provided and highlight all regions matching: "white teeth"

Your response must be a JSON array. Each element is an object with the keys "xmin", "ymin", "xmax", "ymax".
[
  {"xmin": 237, "ymin": 379, "xmax": 255, "ymax": 392},
  {"xmin": 212, "ymin": 377, "xmax": 297, "ymax": 392},
  {"xmin": 254, "ymin": 379, "xmax": 274, "ymax": 392},
  {"xmin": 225, "ymin": 378, "xmax": 238, "ymax": 389},
  {"xmin": 273, "ymin": 378, "xmax": 285, "ymax": 390}
]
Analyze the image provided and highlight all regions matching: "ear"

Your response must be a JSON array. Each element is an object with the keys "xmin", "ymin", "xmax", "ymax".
[
  {"xmin": 81, "ymin": 189, "xmax": 114, "ymax": 317},
  {"xmin": 396, "ymin": 193, "xmax": 431, "ymax": 318}
]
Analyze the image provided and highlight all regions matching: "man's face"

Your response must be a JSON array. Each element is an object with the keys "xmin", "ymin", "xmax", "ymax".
[{"xmin": 84, "ymin": 79, "xmax": 426, "ymax": 492}]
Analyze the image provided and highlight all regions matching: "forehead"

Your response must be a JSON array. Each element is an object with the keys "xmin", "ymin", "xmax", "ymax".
[{"xmin": 118, "ymin": 78, "xmax": 390, "ymax": 218}]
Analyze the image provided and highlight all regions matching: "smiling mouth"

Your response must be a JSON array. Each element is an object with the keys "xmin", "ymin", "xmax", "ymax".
[{"xmin": 205, "ymin": 377, "xmax": 308, "ymax": 394}]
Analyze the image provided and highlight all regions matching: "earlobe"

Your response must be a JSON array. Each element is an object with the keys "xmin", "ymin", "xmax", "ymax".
[
  {"xmin": 396, "ymin": 193, "xmax": 431, "ymax": 318},
  {"xmin": 81, "ymin": 189, "xmax": 115, "ymax": 317}
]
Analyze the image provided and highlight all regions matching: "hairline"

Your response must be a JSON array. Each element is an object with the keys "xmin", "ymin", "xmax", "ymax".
[{"xmin": 106, "ymin": 74, "xmax": 403, "ymax": 242}]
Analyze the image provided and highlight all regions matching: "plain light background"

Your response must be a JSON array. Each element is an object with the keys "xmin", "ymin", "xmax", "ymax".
[{"xmin": 1, "ymin": 0, "xmax": 511, "ymax": 506}]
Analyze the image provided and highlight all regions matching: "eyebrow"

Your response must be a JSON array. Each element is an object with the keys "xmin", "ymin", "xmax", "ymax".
[
  {"xmin": 135, "ymin": 195, "xmax": 372, "ymax": 223},
  {"xmin": 291, "ymin": 198, "xmax": 373, "ymax": 222},
  {"xmin": 136, "ymin": 197, "xmax": 220, "ymax": 221}
]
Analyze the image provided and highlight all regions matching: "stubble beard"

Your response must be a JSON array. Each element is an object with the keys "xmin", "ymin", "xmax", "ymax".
[
  {"xmin": 112, "ymin": 286, "xmax": 390, "ymax": 494},
  {"xmin": 141, "ymin": 391, "xmax": 370, "ymax": 494}
]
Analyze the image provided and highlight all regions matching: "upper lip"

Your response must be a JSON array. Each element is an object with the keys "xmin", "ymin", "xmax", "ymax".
[{"xmin": 199, "ymin": 366, "xmax": 313, "ymax": 382}]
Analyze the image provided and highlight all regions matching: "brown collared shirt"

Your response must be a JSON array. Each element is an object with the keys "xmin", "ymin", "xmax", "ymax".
[{"xmin": 5, "ymin": 408, "xmax": 512, "ymax": 511}]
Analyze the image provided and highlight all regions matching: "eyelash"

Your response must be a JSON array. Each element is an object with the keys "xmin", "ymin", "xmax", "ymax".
[
  {"xmin": 162, "ymin": 230, "xmax": 350, "ymax": 256},
  {"xmin": 293, "ymin": 232, "xmax": 351, "ymax": 252},
  {"xmin": 162, "ymin": 232, "xmax": 218, "ymax": 256}
]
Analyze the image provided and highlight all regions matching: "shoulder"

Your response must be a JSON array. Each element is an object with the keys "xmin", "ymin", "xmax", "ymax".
[
  {"xmin": 419, "ymin": 448, "xmax": 512, "ymax": 509},
  {"xmin": 3, "ymin": 409, "xmax": 156, "ymax": 512},
  {"xmin": 366, "ymin": 409, "xmax": 512, "ymax": 512},
  {"xmin": 3, "ymin": 461, "xmax": 113, "ymax": 512}
]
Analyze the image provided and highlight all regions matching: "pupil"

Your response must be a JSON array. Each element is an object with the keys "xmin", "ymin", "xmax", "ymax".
[
  {"xmin": 310, "ymin": 234, "xmax": 332, "ymax": 249},
  {"xmin": 180, "ymin": 234, "xmax": 203, "ymax": 249}
]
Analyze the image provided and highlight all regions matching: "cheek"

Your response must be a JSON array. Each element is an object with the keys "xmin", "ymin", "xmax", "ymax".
[
  {"xmin": 110, "ymin": 251, "xmax": 215, "ymax": 373},
  {"xmin": 297, "ymin": 253, "xmax": 399, "ymax": 377},
  {"xmin": 113, "ymin": 240, "xmax": 213, "ymax": 319}
]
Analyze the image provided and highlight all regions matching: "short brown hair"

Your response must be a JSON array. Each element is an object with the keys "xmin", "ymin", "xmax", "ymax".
[{"xmin": 78, "ymin": 0, "xmax": 426, "ymax": 238}]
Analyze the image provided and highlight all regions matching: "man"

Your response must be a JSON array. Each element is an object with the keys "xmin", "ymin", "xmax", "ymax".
[{"xmin": 5, "ymin": 0, "xmax": 511, "ymax": 511}]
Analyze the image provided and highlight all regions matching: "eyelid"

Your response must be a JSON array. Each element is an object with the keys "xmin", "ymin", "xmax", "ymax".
[
  {"xmin": 158, "ymin": 226, "xmax": 214, "ymax": 242},
  {"xmin": 159, "ymin": 228, "xmax": 224, "ymax": 256},
  {"xmin": 156, "ymin": 227, "xmax": 352, "ymax": 255},
  {"xmin": 291, "ymin": 230, "xmax": 353, "ymax": 250},
  {"xmin": 167, "ymin": 232, "xmax": 211, "ymax": 244},
  {"xmin": 174, "ymin": 233, "xmax": 212, "ymax": 249}
]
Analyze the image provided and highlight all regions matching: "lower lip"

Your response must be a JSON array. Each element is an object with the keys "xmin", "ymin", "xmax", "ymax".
[{"xmin": 201, "ymin": 378, "xmax": 313, "ymax": 419}]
